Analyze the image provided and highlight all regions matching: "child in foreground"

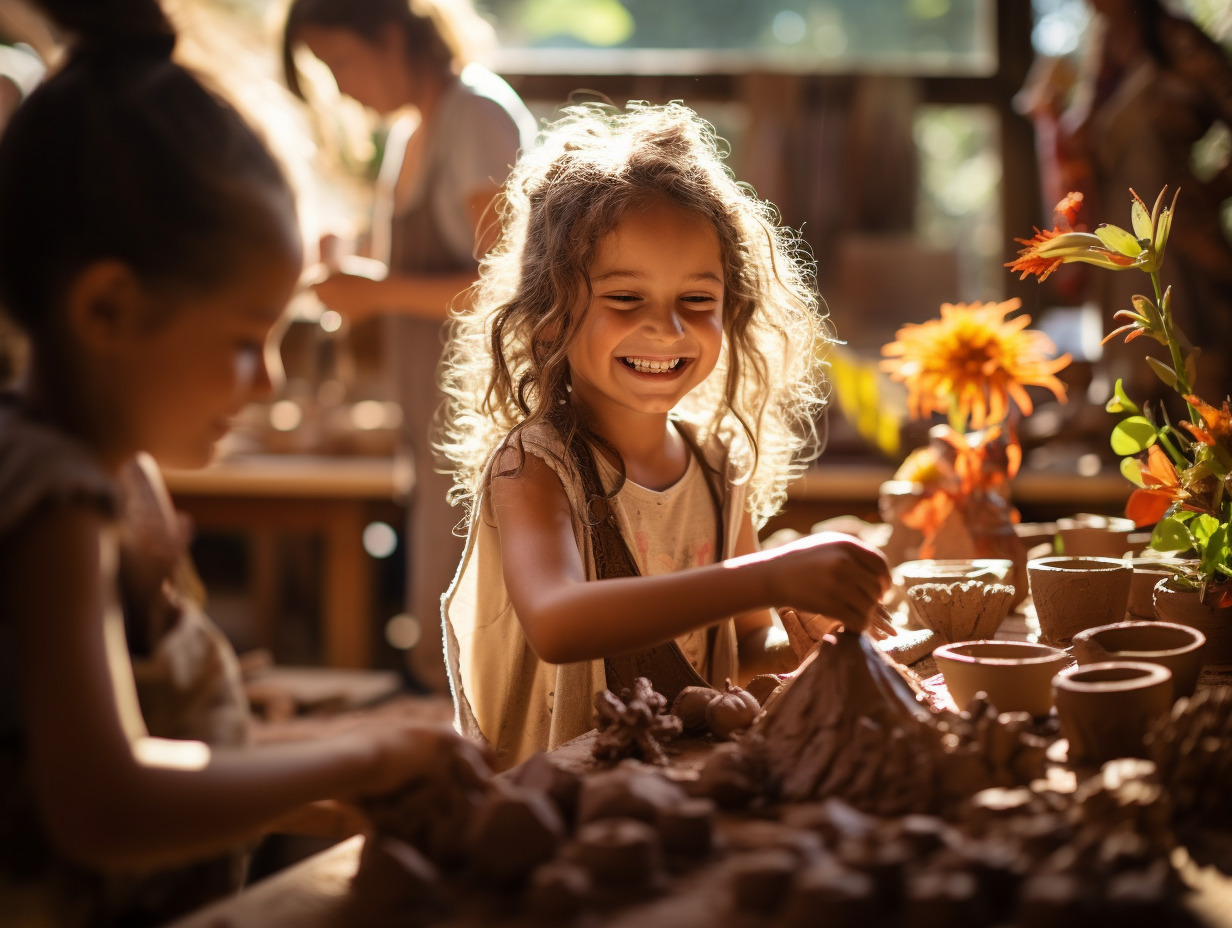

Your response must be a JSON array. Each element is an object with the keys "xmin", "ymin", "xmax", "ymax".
[
  {"xmin": 0, "ymin": 1, "xmax": 484, "ymax": 924},
  {"xmin": 440, "ymin": 102, "xmax": 893, "ymax": 769}
]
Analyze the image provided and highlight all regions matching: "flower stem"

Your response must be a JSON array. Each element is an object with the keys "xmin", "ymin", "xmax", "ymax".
[{"xmin": 1151, "ymin": 269, "xmax": 1200, "ymax": 420}]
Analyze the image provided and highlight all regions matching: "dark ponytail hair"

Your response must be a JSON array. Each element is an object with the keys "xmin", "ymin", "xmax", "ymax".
[{"xmin": 0, "ymin": 0, "xmax": 299, "ymax": 339}]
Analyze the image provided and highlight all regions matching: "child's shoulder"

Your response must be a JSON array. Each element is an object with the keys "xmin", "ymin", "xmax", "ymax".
[{"xmin": 0, "ymin": 397, "xmax": 116, "ymax": 539}]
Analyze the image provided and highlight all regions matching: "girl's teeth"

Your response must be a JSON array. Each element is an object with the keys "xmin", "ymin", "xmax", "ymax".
[{"xmin": 626, "ymin": 358, "xmax": 681, "ymax": 373}]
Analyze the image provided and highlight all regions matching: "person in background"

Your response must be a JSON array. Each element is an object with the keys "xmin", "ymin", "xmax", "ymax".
[
  {"xmin": 438, "ymin": 102, "xmax": 894, "ymax": 770},
  {"xmin": 282, "ymin": 0, "xmax": 537, "ymax": 692},
  {"xmin": 1020, "ymin": 0, "xmax": 1232, "ymax": 405},
  {"xmin": 0, "ymin": 1, "xmax": 485, "ymax": 924}
]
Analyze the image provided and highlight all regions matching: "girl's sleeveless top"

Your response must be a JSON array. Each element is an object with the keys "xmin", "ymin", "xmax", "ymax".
[{"xmin": 443, "ymin": 420, "xmax": 744, "ymax": 770}]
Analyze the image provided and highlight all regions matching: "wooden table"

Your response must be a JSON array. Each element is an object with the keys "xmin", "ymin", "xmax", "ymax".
[{"xmin": 163, "ymin": 455, "xmax": 412, "ymax": 669}]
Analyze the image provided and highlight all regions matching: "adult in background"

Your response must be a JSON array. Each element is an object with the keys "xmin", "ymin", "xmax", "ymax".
[{"xmin": 283, "ymin": 0, "xmax": 536, "ymax": 690}]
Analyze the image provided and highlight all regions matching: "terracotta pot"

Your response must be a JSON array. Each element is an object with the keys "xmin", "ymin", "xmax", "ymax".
[
  {"xmin": 934, "ymin": 640, "xmax": 1071, "ymax": 717},
  {"xmin": 1053, "ymin": 661, "xmax": 1173, "ymax": 766},
  {"xmin": 1126, "ymin": 559, "xmax": 1190, "ymax": 620},
  {"xmin": 1055, "ymin": 514, "xmax": 1136, "ymax": 559},
  {"xmin": 1070, "ymin": 620, "xmax": 1206, "ymax": 698},
  {"xmin": 1027, "ymin": 556, "xmax": 1132, "ymax": 645},
  {"xmin": 1153, "ymin": 577, "xmax": 1232, "ymax": 669}
]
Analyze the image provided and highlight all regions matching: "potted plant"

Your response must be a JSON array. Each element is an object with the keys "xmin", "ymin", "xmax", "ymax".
[
  {"xmin": 1010, "ymin": 188, "xmax": 1232, "ymax": 660},
  {"xmin": 878, "ymin": 299, "xmax": 1072, "ymax": 603}
]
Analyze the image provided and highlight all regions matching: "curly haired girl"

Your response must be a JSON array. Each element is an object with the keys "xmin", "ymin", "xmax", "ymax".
[{"xmin": 439, "ymin": 102, "xmax": 891, "ymax": 767}]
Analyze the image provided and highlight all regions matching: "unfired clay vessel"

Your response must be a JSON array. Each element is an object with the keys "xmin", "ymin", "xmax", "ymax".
[
  {"xmin": 1027, "ymin": 556, "xmax": 1132, "ymax": 645},
  {"xmin": 1071, "ymin": 620, "xmax": 1206, "ymax": 698},
  {"xmin": 1127, "ymin": 559, "xmax": 1187, "ymax": 619},
  {"xmin": 1153, "ymin": 576, "xmax": 1232, "ymax": 668},
  {"xmin": 933, "ymin": 640, "xmax": 1070, "ymax": 717},
  {"xmin": 1055, "ymin": 514, "xmax": 1136, "ymax": 559},
  {"xmin": 906, "ymin": 580, "xmax": 1015, "ymax": 643},
  {"xmin": 895, "ymin": 559, "xmax": 1015, "ymax": 627},
  {"xmin": 1053, "ymin": 661, "xmax": 1173, "ymax": 766}
]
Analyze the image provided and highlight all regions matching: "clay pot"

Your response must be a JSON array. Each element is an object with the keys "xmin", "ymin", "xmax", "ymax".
[
  {"xmin": 1153, "ymin": 577, "xmax": 1232, "ymax": 669},
  {"xmin": 1071, "ymin": 620, "xmax": 1206, "ymax": 698},
  {"xmin": 895, "ymin": 559, "xmax": 1014, "ymax": 629},
  {"xmin": 905, "ymin": 580, "xmax": 1015, "ymax": 643},
  {"xmin": 1052, "ymin": 661, "xmax": 1173, "ymax": 766},
  {"xmin": 933, "ymin": 640, "xmax": 1071, "ymax": 717},
  {"xmin": 1127, "ymin": 559, "xmax": 1189, "ymax": 620},
  {"xmin": 1055, "ymin": 514, "xmax": 1136, "ymax": 559},
  {"xmin": 1027, "ymin": 556, "xmax": 1132, "ymax": 645}
]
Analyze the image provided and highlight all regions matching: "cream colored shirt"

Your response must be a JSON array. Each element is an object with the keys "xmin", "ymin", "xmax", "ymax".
[
  {"xmin": 443, "ymin": 421, "xmax": 745, "ymax": 770},
  {"xmin": 595, "ymin": 452, "xmax": 721, "ymax": 679}
]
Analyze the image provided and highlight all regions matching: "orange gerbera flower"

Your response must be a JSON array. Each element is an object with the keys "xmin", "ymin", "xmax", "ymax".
[
  {"xmin": 1125, "ymin": 443, "xmax": 1188, "ymax": 526},
  {"xmin": 1180, "ymin": 394, "xmax": 1232, "ymax": 446},
  {"xmin": 880, "ymin": 299, "xmax": 1071, "ymax": 431}
]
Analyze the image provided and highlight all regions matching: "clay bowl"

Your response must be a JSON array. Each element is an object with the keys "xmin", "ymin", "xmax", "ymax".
[
  {"xmin": 895, "ymin": 559, "xmax": 1015, "ymax": 628},
  {"xmin": 905, "ymin": 580, "xmax": 1016, "ymax": 643},
  {"xmin": 933, "ymin": 640, "xmax": 1071, "ymax": 717},
  {"xmin": 1027, "ymin": 556, "xmax": 1133, "ymax": 645},
  {"xmin": 1053, "ymin": 661, "xmax": 1173, "ymax": 766},
  {"xmin": 1056, "ymin": 514, "xmax": 1137, "ymax": 559},
  {"xmin": 1071, "ymin": 620, "xmax": 1206, "ymax": 698}
]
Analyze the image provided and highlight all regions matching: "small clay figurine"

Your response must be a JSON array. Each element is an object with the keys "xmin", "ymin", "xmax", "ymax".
[{"xmin": 593, "ymin": 677, "xmax": 682, "ymax": 765}]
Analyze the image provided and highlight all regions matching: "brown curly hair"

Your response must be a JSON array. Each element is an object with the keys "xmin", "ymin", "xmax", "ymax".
[{"xmin": 438, "ymin": 101, "xmax": 830, "ymax": 527}]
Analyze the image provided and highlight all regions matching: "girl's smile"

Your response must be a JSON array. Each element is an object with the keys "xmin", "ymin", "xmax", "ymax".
[{"xmin": 567, "ymin": 199, "xmax": 724, "ymax": 427}]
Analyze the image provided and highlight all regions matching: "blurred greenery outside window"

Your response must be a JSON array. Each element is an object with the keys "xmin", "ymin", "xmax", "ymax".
[{"xmin": 474, "ymin": 0, "xmax": 994, "ymax": 75}]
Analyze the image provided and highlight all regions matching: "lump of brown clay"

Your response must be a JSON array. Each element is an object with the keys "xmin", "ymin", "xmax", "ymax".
[
  {"xmin": 782, "ymin": 862, "xmax": 875, "ymax": 928},
  {"xmin": 727, "ymin": 848, "xmax": 797, "ymax": 912},
  {"xmin": 348, "ymin": 836, "xmax": 444, "ymax": 922},
  {"xmin": 695, "ymin": 740, "xmax": 766, "ymax": 809},
  {"xmin": 465, "ymin": 783, "xmax": 566, "ymax": 886},
  {"xmin": 525, "ymin": 860, "xmax": 592, "ymax": 920},
  {"xmin": 655, "ymin": 797, "xmax": 716, "ymax": 857},
  {"xmin": 576, "ymin": 762, "xmax": 689, "ymax": 826},
  {"xmin": 744, "ymin": 673, "xmax": 786, "ymax": 707},
  {"xmin": 506, "ymin": 751, "xmax": 582, "ymax": 827},
  {"xmin": 573, "ymin": 817, "xmax": 663, "ymax": 887}
]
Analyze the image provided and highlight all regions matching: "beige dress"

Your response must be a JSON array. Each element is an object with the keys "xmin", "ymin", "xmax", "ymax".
[{"xmin": 443, "ymin": 421, "xmax": 744, "ymax": 770}]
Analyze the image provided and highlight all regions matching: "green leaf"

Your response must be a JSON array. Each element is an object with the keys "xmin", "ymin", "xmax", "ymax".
[
  {"xmin": 1105, "ymin": 378, "xmax": 1140, "ymax": 415},
  {"xmin": 1111, "ymin": 416, "xmax": 1158, "ymax": 455},
  {"xmin": 1096, "ymin": 223, "xmax": 1143, "ymax": 257},
  {"xmin": 1146, "ymin": 356, "xmax": 1179, "ymax": 389},
  {"xmin": 1185, "ymin": 348, "xmax": 1201, "ymax": 388},
  {"xmin": 1151, "ymin": 516, "xmax": 1193, "ymax": 552},
  {"xmin": 1119, "ymin": 456, "xmax": 1145, "ymax": 486},
  {"xmin": 1191, "ymin": 513, "xmax": 1220, "ymax": 545},
  {"xmin": 1200, "ymin": 524, "xmax": 1229, "ymax": 577}
]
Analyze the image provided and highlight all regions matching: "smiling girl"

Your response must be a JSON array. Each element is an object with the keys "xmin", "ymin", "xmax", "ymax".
[{"xmin": 439, "ymin": 102, "xmax": 893, "ymax": 768}]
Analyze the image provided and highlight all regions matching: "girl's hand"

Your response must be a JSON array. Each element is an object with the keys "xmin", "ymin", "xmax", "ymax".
[
  {"xmin": 347, "ymin": 722, "xmax": 491, "ymax": 801},
  {"xmin": 778, "ymin": 602, "xmax": 897, "ymax": 656},
  {"xmin": 764, "ymin": 531, "xmax": 891, "ymax": 634}
]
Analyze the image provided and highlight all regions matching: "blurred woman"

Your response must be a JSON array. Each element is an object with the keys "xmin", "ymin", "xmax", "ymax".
[{"xmin": 284, "ymin": 0, "xmax": 536, "ymax": 690}]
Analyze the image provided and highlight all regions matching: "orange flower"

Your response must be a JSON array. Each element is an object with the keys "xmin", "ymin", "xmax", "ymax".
[
  {"xmin": 1125, "ymin": 444, "xmax": 1187, "ymax": 526},
  {"xmin": 880, "ymin": 299, "xmax": 1071, "ymax": 431},
  {"xmin": 1180, "ymin": 394, "xmax": 1232, "ymax": 446}
]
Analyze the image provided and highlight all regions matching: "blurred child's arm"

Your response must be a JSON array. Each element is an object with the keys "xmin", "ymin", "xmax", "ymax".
[
  {"xmin": 492, "ymin": 453, "xmax": 892, "ymax": 666},
  {"xmin": 7, "ymin": 504, "xmax": 485, "ymax": 872}
]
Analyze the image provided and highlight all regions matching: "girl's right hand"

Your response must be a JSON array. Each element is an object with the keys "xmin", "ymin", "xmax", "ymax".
[
  {"xmin": 347, "ymin": 722, "xmax": 491, "ymax": 801},
  {"xmin": 763, "ymin": 531, "xmax": 891, "ymax": 633}
]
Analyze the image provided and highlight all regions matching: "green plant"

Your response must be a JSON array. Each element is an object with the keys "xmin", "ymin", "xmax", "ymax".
[{"xmin": 1010, "ymin": 188, "xmax": 1232, "ymax": 605}]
